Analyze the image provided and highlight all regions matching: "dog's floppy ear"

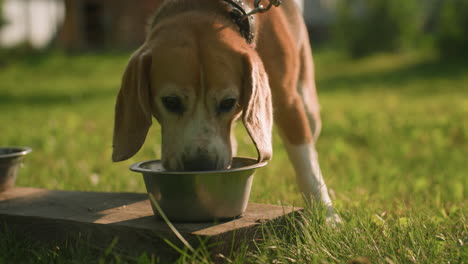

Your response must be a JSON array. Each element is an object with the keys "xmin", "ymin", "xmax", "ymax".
[
  {"xmin": 242, "ymin": 52, "xmax": 273, "ymax": 162},
  {"xmin": 112, "ymin": 46, "xmax": 153, "ymax": 162}
]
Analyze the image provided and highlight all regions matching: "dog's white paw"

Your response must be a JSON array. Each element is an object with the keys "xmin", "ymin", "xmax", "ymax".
[{"xmin": 326, "ymin": 206, "xmax": 342, "ymax": 227}]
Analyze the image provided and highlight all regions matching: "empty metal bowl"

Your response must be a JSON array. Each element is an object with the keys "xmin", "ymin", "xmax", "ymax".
[
  {"xmin": 130, "ymin": 157, "xmax": 267, "ymax": 222},
  {"xmin": 0, "ymin": 147, "xmax": 32, "ymax": 192}
]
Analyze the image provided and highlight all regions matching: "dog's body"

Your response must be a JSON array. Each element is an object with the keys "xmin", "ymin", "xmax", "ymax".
[{"xmin": 113, "ymin": 0, "xmax": 340, "ymax": 223}]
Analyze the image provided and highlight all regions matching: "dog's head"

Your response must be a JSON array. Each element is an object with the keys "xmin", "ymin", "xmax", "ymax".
[{"xmin": 112, "ymin": 16, "xmax": 272, "ymax": 171}]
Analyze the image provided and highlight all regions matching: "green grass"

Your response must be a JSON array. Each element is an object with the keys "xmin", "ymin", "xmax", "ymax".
[{"xmin": 0, "ymin": 50, "xmax": 466, "ymax": 263}]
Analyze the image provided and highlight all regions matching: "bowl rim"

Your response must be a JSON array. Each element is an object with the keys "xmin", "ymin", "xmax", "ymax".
[
  {"xmin": 130, "ymin": 156, "xmax": 267, "ymax": 175},
  {"xmin": 0, "ymin": 147, "xmax": 32, "ymax": 159}
]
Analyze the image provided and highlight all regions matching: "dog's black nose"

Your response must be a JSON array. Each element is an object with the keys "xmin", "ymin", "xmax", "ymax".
[{"xmin": 182, "ymin": 152, "xmax": 218, "ymax": 171}]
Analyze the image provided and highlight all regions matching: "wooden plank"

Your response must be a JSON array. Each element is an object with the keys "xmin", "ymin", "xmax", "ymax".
[{"xmin": 0, "ymin": 187, "xmax": 301, "ymax": 260}]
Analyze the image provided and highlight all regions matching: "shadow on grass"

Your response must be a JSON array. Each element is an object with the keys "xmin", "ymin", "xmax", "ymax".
[{"xmin": 318, "ymin": 57, "xmax": 468, "ymax": 93}]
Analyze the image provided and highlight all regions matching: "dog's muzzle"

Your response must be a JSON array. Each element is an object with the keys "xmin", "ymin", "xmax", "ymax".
[{"xmin": 182, "ymin": 150, "xmax": 221, "ymax": 171}]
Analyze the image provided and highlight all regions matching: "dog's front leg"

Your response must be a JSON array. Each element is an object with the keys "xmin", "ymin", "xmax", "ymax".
[
  {"xmin": 273, "ymin": 94, "xmax": 341, "ymax": 225},
  {"xmin": 280, "ymin": 135, "xmax": 342, "ymax": 225}
]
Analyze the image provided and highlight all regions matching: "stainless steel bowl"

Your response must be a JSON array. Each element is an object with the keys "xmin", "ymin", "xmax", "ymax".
[
  {"xmin": 0, "ymin": 147, "xmax": 32, "ymax": 192},
  {"xmin": 130, "ymin": 157, "xmax": 267, "ymax": 222}
]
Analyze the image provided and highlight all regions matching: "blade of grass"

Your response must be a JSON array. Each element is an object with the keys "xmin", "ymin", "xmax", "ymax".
[{"xmin": 148, "ymin": 193, "xmax": 195, "ymax": 253}]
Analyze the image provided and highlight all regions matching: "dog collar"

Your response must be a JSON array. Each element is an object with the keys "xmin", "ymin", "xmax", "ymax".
[{"xmin": 221, "ymin": 0, "xmax": 282, "ymax": 45}]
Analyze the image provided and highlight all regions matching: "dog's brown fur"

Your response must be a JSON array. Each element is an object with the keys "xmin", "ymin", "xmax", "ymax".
[
  {"xmin": 113, "ymin": 0, "xmax": 320, "ymax": 163},
  {"xmin": 112, "ymin": 0, "xmax": 342, "ymax": 223}
]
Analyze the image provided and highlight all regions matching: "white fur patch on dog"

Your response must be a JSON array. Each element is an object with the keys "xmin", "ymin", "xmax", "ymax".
[{"xmin": 282, "ymin": 141, "xmax": 342, "ymax": 225}]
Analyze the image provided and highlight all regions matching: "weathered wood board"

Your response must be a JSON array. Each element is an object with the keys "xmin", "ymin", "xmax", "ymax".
[{"xmin": 0, "ymin": 187, "xmax": 301, "ymax": 260}]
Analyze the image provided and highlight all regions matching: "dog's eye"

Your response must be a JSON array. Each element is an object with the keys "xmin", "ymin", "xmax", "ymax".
[
  {"xmin": 218, "ymin": 98, "xmax": 237, "ymax": 113},
  {"xmin": 161, "ymin": 96, "xmax": 184, "ymax": 114}
]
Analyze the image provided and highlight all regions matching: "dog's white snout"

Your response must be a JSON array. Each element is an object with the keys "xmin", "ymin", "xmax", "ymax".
[{"xmin": 182, "ymin": 148, "xmax": 219, "ymax": 171}]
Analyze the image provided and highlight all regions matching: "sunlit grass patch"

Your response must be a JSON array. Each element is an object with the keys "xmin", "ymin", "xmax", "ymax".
[{"xmin": 0, "ymin": 50, "xmax": 466, "ymax": 263}]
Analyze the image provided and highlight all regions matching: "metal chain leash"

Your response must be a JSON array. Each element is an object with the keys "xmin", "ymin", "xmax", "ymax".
[
  {"xmin": 242, "ymin": 0, "xmax": 282, "ymax": 20},
  {"xmin": 222, "ymin": 0, "xmax": 282, "ymax": 19},
  {"xmin": 221, "ymin": 0, "xmax": 282, "ymax": 44}
]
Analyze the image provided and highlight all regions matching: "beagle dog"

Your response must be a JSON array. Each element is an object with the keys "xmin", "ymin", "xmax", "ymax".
[{"xmin": 112, "ymin": 0, "xmax": 341, "ymax": 223}]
